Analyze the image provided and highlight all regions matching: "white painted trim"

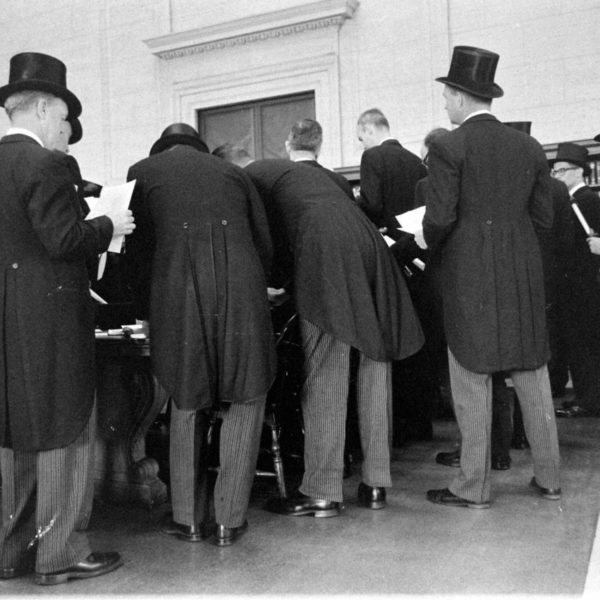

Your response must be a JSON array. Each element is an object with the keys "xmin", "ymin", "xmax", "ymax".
[
  {"xmin": 173, "ymin": 53, "xmax": 342, "ymax": 168},
  {"xmin": 144, "ymin": 0, "xmax": 359, "ymax": 60}
]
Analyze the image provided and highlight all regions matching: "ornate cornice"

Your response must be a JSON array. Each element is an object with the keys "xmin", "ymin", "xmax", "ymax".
[{"xmin": 144, "ymin": 0, "xmax": 359, "ymax": 60}]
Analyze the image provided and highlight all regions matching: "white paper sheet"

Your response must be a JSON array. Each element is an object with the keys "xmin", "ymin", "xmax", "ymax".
[
  {"xmin": 395, "ymin": 205, "xmax": 426, "ymax": 234},
  {"xmin": 85, "ymin": 180, "xmax": 136, "ymax": 253}
]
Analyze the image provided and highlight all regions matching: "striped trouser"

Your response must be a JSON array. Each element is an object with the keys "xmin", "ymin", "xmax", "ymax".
[
  {"xmin": 0, "ymin": 412, "xmax": 94, "ymax": 573},
  {"xmin": 299, "ymin": 318, "xmax": 392, "ymax": 502},
  {"xmin": 448, "ymin": 349, "xmax": 561, "ymax": 503},
  {"xmin": 169, "ymin": 395, "xmax": 266, "ymax": 529}
]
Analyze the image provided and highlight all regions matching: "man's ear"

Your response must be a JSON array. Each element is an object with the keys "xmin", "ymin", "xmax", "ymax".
[{"xmin": 35, "ymin": 97, "xmax": 48, "ymax": 121}]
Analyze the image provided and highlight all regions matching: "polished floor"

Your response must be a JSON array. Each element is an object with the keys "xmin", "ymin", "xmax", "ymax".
[{"xmin": 1, "ymin": 403, "xmax": 600, "ymax": 598}]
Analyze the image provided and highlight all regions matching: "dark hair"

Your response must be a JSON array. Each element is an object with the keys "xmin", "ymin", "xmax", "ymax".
[
  {"xmin": 357, "ymin": 108, "xmax": 390, "ymax": 130},
  {"xmin": 288, "ymin": 118, "xmax": 322, "ymax": 153},
  {"xmin": 423, "ymin": 127, "xmax": 450, "ymax": 149}
]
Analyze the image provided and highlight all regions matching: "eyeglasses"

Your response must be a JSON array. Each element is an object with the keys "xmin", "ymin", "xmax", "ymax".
[{"xmin": 551, "ymin": 167, "xmax": 579, "ymax": 177}]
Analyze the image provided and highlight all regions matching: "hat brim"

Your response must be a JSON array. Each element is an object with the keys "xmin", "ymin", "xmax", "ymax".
[
  {"xmin": 0, "ymin": 79, "xmax": 82, "ymax": 117},
  {"xmin": 435, "ymin": 76, "xmax": 504, "ymax": 99},
  {"xmin": 69, "ymin": 119, "xmax": 82, "ymax": 144},
  {"xmin": 149, "ymin": 134, "xmax": 209, "ymax": 156}
]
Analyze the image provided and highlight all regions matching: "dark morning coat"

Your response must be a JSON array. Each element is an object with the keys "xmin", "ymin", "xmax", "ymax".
[
  {"xmin": 553, "ymin": 182, "xmax": 600, "ymax": 404},
  {"xmin": 245, "ymin": 159, "xmax": 424, "ymax": 362},
  {"xmin": 0, "ymin": 134, "xmax": 113, "ymax": 451},
  {"xmin": 126, "ymin": 146, "xmax": 276, "ymax": 409},
  {"xmin": 423, "ymin": 114, "xmax": 553, "ymax": 373},
  {"xmin": 359, "ymin": 139, "xmax": 427, "ymax": 240}
]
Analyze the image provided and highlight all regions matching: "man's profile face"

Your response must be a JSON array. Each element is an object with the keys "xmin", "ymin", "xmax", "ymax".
[
  {"xmin": 40, "ymin": 96, "xmax": 69, "ymax": 150},
  {"xmin": 443, "ymin": 86, "xmax": 462, "ymax": 125},
  {"xmin": 551, "ymin": 161, "xmax": 581, "ymax": 188},
  {"xmin": 357, "ymin": 124, "xmax": 376, "ymax": 150},
  {"xmin": 54, "ymin": 119, "xmax": 72, "ymax": 153}
]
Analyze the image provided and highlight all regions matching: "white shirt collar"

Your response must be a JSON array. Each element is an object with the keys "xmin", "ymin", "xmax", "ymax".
[
  {"xmin": 6, "ymin": 127, "xmax": 44, "ymax": 147},
  {"xmin": 462, "ymin": 109, "xmax": 494, "ymax": 123},
  {"xmin": 569, "ymin": 182, "xmax": 586, "ymax": 196}
]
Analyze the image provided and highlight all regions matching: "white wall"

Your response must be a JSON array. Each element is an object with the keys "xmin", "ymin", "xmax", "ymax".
[{"xmin": 0, "ymin": 0, "xmax": 598, "ymax": 185}]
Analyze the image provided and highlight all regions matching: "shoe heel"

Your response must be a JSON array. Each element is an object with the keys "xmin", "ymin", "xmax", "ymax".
[
  {"xmin": 35, "ymin": 572, "xmax": 68, "ymax": 585},
  {"xmin": 314, "ymin": 507, "xmax": 341, "ymax": 518},
  {"xmin": 467, "ymin": 501, "xmax": 491, "ymax": 509}
]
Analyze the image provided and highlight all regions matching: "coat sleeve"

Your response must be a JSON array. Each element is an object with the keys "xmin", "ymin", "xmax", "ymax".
[
  {"xmin": 528, "ymin": 147, "xmax": 554, "ymax": 232},
  {"xmin": 422, "ymin": 138, "xmax": 460, "ymax": 250},
  {"xmin": 242, "ymin": 171, "xmax": 273, "ymax": 281},
  {"xmin": 358, "ymin": 149, "xmax": 384, "ymax": 226},
  {"xmin": 26, "ymin": 152, "xmax": 113, "ymax": 260},
  {"xmin": 125, "ymin": 166, "xmax": 155, "ymax": 320}
]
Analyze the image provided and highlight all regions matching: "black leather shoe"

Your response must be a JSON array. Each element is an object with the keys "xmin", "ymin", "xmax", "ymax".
[
  {"xmin": 209, "ymin": 521, "xmax": 248, "ymax": 547},
  {"xmin": 264, "ymin": 491, "xmax": 341, "ymax": 517},
  {"xmin": 0, "ymin": 566, "xmax": 29, "ymax": 579},
  {"xmin": 435, "ymin": 449, "xmax": 461, "ymax": 468},
  {"xmin": 160, "ymin": 515, "xmax": 206, "ymax": 542},
  {"xmin": 555, "ymin": 404, "xmax": 587, "ymax": 418},
  {"xmin": 35, "ymin": 552, "xmax": 122, "ymax": 585},
  {"xmin": 492, "ymin": 455, "xmax": 511, "ymax": 470},
  {"xmin": 530, "ymin": 477, "xmax": 561, "ymax": 500},
  {"xmin": 426, "ymin": 488, "xmax": 491, "ymax": 509},
  {"xmin": 357, "ymin": 482, "xmax": 386, "ymax": 509}
]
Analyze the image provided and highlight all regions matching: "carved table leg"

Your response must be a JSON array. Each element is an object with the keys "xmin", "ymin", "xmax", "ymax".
[{"xmin": 95, "ymin": 353, "xmax": 168, "ymax": 508}]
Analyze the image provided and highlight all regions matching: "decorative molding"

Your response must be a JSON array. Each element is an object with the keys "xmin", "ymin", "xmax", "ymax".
[{"xmin": 144, "ymin": 0, "xmax": 359, "ymax": 60}]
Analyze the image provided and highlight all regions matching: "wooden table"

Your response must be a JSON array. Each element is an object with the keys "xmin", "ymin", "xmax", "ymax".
[{"xmin": 94, "ymin": 332, "xmax": 168, "ymax": 508}]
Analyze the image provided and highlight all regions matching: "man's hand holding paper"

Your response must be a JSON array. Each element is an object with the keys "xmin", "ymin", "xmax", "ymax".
[
  {"xmin": 86, "ymin": 180, "xmax": 136, "ymax": 252},
  {"xmin": 396, "ymin": 205, "xmax": 427, "ymax": 249}
]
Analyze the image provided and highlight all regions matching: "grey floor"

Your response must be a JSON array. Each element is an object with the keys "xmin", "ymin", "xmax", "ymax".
[{"xmin": 2, "ymin": 407, "xmax": 600, "ymax": 598}]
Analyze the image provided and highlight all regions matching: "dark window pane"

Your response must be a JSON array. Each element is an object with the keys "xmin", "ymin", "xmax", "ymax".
[
  {"xmin": 261, "ymin": 96, "xmax": 315, "ymax": 159},
  {"xmin": 197, "ymin": 93, "xmax": 314, "ymax": 159},
  {"xmin": 199, "ymin": 107, "xmax": 254, "ymax": 155}
]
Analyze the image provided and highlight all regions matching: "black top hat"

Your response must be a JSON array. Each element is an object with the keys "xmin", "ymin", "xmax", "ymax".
[
  {"xmin": 549, "ymin": 142, "xmax": 590, "ymax": 177},
  {"xmin": 0, "ymin": 52, "xmax": 82, "ymax": 117},
  {"xmin": 503, "ymin": 121, "xmax": 531, "ymax": 135},
  {"xmin": 69, "ymin": 117, "xmax": 82, "ymax": 145},
  {"xmin": 436, "ymin": 46, "xmax": 504, "ymax": 99},
  {"xmin": 149, "ymin": 123, "xmax": 209, "ymax": 156}
]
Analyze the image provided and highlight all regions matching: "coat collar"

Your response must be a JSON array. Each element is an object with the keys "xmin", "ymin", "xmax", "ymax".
[
  {"xmin": 381, "ymin": 138, "xmax": 401, "ymax": 147},
  {"xmin": 460, "ymin": 113, "xmax": 499, "ymax": 126},
  {"xmin": 0, "ymin": 132, "xmax": 43, "ymax": 146}
]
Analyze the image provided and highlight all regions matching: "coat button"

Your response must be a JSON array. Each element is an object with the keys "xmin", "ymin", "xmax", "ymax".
[
  {"xmin": 486, "ymin": 220, "xmax": 492, "ymax": 225},
  {"xmin": 183, "ymin": 222, "xmax": 189, "ymax": 229},
  {"xmin": 221, "ymin": 219, "xmax": 228, "ymax": 226},
  {"xmin": 12, "ymin": 262, "xmax": 18, "ymax": 269}
]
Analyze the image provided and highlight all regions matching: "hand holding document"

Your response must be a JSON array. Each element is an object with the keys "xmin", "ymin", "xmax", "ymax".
[
  {"xmin": 85, "ymin": 180, "xmax": 136, "ymax": 253},
  {"xmin": 396, "ymin": 206, "xmax": 427, "ymax": 249}
]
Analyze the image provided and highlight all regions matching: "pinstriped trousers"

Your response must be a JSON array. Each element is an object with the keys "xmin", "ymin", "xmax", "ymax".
[
  {"xmin": 0, "ymin": 410, "xmax": 94, "ymax": 573},
  {"xmin": 299, "ymin": 318, "xmax": 392, "ymax": 502},
  {"xmin": 169, "ymin": 395, "xmax": 265, "ymax": 529},
  {"xmin": 448, "ymin": 349, "xmax": 561, "ymax": 503}
]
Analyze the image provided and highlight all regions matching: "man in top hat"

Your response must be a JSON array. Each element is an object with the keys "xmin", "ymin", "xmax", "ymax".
[
  {"xmin": 0, "ymin": 52, "xmax": 135, "ymax": 584},
  {"xmin": 125, "ymin": 123, "xmax": 276, "ymax": 546},
  {"xmin": 422, "ymin": 46, "xmax": 561, "ymax": 508},
  {"xmin": 549, "ymin": 142, "xmax": 600, "ymax": 417}
]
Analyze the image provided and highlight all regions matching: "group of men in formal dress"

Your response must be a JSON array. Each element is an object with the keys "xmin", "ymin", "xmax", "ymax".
[{"xmin": 1, "ymin": 44, "xmax": 599, "ymax": 585}]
